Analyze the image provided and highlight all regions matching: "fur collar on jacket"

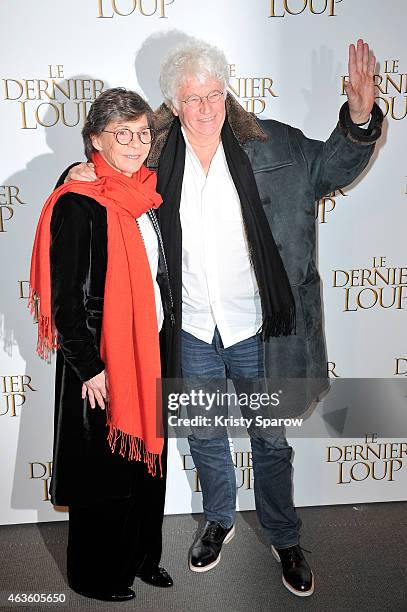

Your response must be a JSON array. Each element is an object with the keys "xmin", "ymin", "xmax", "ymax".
[{"xmin": 147, "ymin": 93, "xmax": 268, "ymax": 168}]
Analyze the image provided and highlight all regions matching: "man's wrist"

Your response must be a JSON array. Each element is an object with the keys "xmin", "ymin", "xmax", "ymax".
[
  {"xmin": 350, "ymin": 113, "xmax": 371, "ymax": 126},
  {"xmin": 338, "ymin": 102, "xmax": 383, "ymax": 145},
  {"xmin": 354, "ymin": 116, "xmax": 371, "ymax": 127}
]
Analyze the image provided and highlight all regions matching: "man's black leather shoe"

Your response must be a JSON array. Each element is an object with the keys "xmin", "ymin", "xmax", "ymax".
[
  {"xmin": 72, "ymin": 586, "xmax": 135, "ymax": 601},
  {"xmin": 271, "ymin": 544, "xmax": 314, "ymax": 597},
  {"xmin": 136, "ymin": 566, "xmax": 173, "ymax": 588},
  {"xmin": 189, "ymin": 521, "xmax": 235, "ymax": 572}
]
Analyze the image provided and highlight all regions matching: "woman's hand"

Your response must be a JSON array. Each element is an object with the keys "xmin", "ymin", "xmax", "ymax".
[
  {"xmin": 64, "ymin": 162, "xmax": 97, "ymax": 183},
  {"xmin": 345, "ymin": 38, "xmax": 376, "ymax": 125},
  {"xmin": 82, "ymin": 370, "xmax": 108, "ymax": 410}
]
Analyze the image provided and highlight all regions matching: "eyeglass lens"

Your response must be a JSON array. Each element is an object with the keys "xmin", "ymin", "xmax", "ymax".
[
  {"xmin": 184, "ymin": 91, "xmax": 223, "ymax": 107},
  {"xmin": 115, "ymin": 128, "xmax": 153, "ymax": 144}
]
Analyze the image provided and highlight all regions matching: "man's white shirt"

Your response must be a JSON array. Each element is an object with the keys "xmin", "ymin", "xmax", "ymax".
[{"xmin": 180, "ymin": 127, "xmax": 262, "ymax": 348}]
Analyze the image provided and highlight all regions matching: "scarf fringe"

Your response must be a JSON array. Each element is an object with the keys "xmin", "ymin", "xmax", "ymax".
[
  {"xmin": 28, "ymin": 288, "xmax": 58, "ymax": 360},
  {"xmin": 106, "ymin": 406, "xmax": 162, "ymax": 477},
  {"xmin": 260, "ymin": 306, "xmax": 296, "ymax": 341}
]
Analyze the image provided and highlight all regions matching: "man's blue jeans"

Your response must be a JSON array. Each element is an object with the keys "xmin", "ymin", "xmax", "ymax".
[{"xmin": 181, "ymin": 328, "xmax": 300, "ymax": 548}]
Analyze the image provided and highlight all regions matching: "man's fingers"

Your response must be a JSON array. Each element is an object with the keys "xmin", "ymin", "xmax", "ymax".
[
  {"xmin": 343, "ymin": 81, "xmax": 354, "ymax": 96},
  {"xmin": 367, "ymin": 54, "xmax": 376, "ymax": 77},
  {"xmin": 356, "ymin": 38, "xmax": 364, "ymax": 73},
  {"xmin": 84, "ymin": 162, "xmax": 96, "ymax": 180},
  {"xmin": 71, "ymin": 172, "xmax": 96, "ymax": 182},
  {"xmin": 68, "ymin": 162, "xmax": 97, "ymax": 182},
  {"xmin": 82, "ymin": 384, "xmax": 87, "ymax": 399},
  {"xmin": 362, "ymin": 43, "xmax": 369, "ymax": 72},
  {"xmin": 348, "ymin": 44, "xmax": 357, "ymax": 80}
]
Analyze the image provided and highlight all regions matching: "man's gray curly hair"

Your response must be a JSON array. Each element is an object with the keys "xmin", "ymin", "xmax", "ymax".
[{"xmin": 159, "ymin": 38, "xmax": 229, "ymax": 109}]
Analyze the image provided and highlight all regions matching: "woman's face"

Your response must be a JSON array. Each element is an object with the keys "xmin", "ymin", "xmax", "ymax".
[{"xmin": 91, "ymin": 114, "xmax": 151, "ymax": 176}]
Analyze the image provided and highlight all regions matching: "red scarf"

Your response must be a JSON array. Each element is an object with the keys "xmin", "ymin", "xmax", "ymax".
[{"xmin": 29, "ymin": 153, "xmax": 164, "ymax": 475}]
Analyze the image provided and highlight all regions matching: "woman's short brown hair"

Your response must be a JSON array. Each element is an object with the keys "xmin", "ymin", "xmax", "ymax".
[{"xmin": 82, "ymin": 88, "xmax": 153, "ymax": 160}]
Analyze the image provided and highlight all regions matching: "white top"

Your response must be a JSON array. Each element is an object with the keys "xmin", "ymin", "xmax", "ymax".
[
  {"xmin": 180, "ymin": 128, "xmax": 262, "ymax": 348},
  {"xmin": 136, "ymin": 212, "xmax": 164, "ymax": 331}
]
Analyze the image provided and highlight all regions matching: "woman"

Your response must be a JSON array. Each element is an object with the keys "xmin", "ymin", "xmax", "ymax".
[{"xmin": 29, "ymin": 88, "xmax": 174, "ymax": 601}]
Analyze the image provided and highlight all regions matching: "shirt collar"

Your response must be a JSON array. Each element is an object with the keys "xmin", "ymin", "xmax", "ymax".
[{"xmin": 181, "ymin": 126, "xmax": 226, "ymax": 176}]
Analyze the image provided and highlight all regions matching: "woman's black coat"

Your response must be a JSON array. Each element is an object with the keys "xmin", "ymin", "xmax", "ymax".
[{"xmin": 49, "ymin": 192, "xmax": 170, "ymax": 506}]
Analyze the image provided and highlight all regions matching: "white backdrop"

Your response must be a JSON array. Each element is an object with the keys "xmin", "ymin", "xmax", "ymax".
[{"xmin": 1, "ymin": 0, "xmax": 406, "ymax": 525}]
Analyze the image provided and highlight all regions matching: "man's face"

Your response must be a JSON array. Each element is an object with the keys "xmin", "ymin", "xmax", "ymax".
[{"xmin": 172, "ymin": 77, "xmax": 226, "ymax": 143}]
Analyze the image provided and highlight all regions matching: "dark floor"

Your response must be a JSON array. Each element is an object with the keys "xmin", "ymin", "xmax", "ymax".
[{"xmin": 0, "ymin": 503, "xmax": 406, "ymax": 612}]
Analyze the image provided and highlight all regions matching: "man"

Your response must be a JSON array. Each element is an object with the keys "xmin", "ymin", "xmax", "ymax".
[{"xmin": 64, "ymin": 38, "xmax": 383, "ymax": 596}]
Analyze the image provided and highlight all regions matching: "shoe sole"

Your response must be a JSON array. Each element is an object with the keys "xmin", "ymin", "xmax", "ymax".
[
  {"xmin": 72, "ymin": 589, "xmax": 136, "ymax": 601},
  {"xmin": 271, "ymin": 545, "xmax": 315, "ymax": 597},
  {"xmin": 189, "ymin": 526, "xmax": 235, "ymax": 573}
]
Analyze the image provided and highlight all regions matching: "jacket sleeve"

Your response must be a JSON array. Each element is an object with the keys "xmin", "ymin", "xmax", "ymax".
[
  {"xmin": 50, "ymin": 193, "xmax": 105, "ymax": 382},
  {"xmin": 291, "ymin": 101, "xmax": 383, "ymax": 201}
]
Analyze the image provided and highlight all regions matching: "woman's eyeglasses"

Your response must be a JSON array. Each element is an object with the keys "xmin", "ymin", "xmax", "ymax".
[{"xmin": 103, "ymin": 127, "xmax": 155, "ymax": 145}]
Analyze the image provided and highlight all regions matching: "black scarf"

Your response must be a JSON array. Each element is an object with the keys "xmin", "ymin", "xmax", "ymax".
[
  {"xmin": 156, "ymin": 116, "xmax": 295, "ymax": 375},
  {"xmin": 221, "ymin": 119, "xmax": 295, "ymax": 339}
]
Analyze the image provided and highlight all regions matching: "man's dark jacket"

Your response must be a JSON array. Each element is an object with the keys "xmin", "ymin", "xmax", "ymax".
[{"xmin": 147, "ymin": 95, "xmax": 383, "ymax": 415}]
